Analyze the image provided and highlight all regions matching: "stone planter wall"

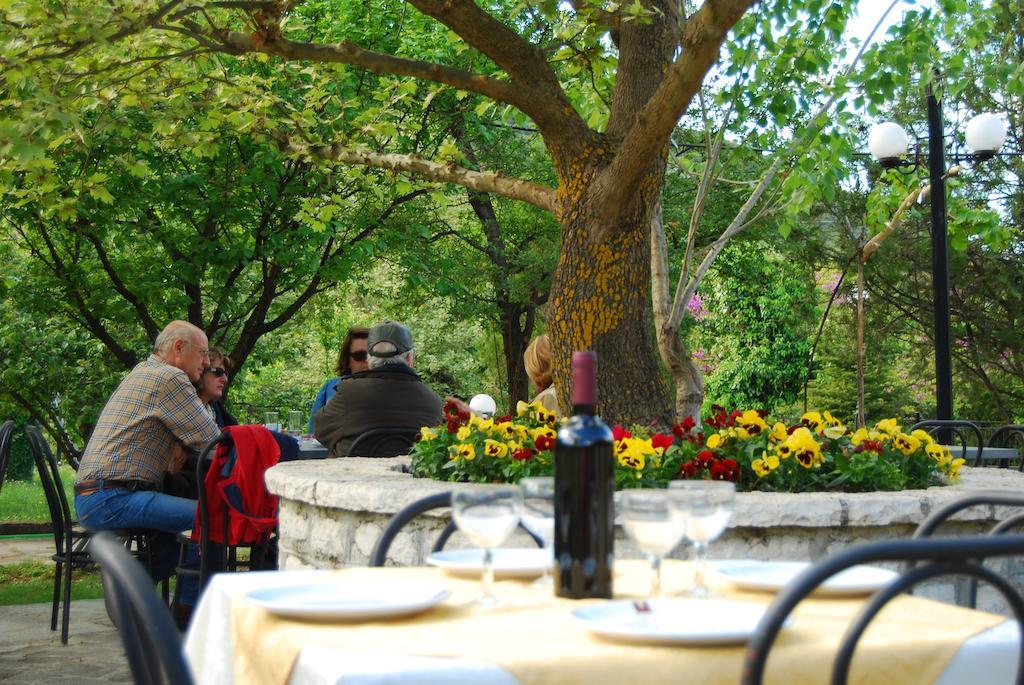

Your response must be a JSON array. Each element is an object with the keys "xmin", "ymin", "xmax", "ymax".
[{"xmin": 266, "ymin": 458, "xmax": 1024, "ymax": 612}]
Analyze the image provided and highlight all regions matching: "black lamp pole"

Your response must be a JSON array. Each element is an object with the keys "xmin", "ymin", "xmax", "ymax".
[{"xmin": 926, "ymin": 83, "xmax": 954, "ymax": 425}]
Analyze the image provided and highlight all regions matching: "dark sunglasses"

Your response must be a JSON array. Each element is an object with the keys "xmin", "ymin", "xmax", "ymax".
[
  {"xmin": 350, "ymin": 350, "xmax": 368, "ymax": 361},
  {"xmin": 206, "ymin": 366, "xmax": 227, "ymax": 377}
]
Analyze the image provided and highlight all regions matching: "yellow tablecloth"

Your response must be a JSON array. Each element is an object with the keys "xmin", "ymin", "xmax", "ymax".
[{"xmin": 228, "ymin": 560, "xmax": 1004, "ymax": 685}]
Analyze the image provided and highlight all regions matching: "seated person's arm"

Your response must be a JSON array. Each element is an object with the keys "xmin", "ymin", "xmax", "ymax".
[{"xmin": 163, "ymin": 374, "xmax": 221, "ymax": 451}]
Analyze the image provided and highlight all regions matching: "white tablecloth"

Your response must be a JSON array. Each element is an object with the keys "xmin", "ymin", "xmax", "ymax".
[{"xmin": 184, "ymin": 569, "xmax": 1020, "ymax": 685}]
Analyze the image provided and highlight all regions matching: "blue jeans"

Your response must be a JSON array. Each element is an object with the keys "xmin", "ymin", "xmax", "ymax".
[{"xmin": 75, "ymin": 488, "xmax": 199, "ymax": 605}]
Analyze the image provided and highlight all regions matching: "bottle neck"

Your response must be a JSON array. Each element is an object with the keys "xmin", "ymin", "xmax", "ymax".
[{"xmin": 571, "ymin": 403, "xmax": 596, "ymax": 417}]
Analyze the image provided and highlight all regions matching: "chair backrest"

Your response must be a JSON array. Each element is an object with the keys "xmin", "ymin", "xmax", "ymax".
[
  {"xmin": 369, "ymin": 491, "xmax": 543, "ymax": 567},
  {"xmin": 912, "ymin": 492, "xmax": 1024, "ymax": 607},
  {"xmin": 90, "ymin": 532, "xmax": 194, "ymax": 685},
  {"xmin": 347, "ymin": 426, "xmax": 420, "ymax": 457},
  {"xmin": 910, "ymin": 419, "xmax": 984, "ymax": 463},
  {"xmin": 742, "ymin": 534, "xmax": 1024, "ymax": 685},
  {"xmin": 0, "ymin": 419, "xmax": 14, "ymax": 494},
  {"xmin": 370, "ymin": 492, "xmax": 452, "ymax": 566},
  {"xmin": 24, "ymin": 425, "xmax": 73, "ymax": 555},
  {"xmin": 986, "ymin": 425, "xmax": 1024, "ymax": 470}
]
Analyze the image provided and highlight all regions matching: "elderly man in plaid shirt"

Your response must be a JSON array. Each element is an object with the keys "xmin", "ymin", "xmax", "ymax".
[{"xmin": 74, "ymin": 320, "xmax": 220, "ymax": 623}]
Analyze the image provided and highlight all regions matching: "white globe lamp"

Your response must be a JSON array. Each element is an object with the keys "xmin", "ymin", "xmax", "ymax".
[
  {"xmin": 868, "ymin": 121, "xmax": 910, "ymax": 167},
  {"xmin": 469, "ymin": 394, "xmax": 497, "ymax": 419},
  {"xmin": 964, "ymin": 112, "xmax": 1007, "ymax": 160}
]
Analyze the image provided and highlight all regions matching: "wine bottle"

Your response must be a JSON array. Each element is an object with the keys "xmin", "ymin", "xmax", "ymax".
[{"xmin": 554, "ymin": 350, "xmax": 615, "ymax": 599}]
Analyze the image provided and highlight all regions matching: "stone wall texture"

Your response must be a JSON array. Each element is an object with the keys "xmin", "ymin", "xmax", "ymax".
[{"xmin": 266, "ymin": 458, "xmax": 1024, "ymax": 612}]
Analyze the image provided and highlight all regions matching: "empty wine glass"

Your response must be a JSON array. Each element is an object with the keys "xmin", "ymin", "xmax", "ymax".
[
  {"xmin": 669, "ymin": 480, "xmax": 735, "ymax": 597},
  {"xmin": 451, "ymin": 487, "xmax": 522, "ymax": 606},
  {"xmin": 519, "ymin": 477, "xmax": 555, "ymax": 585},
  {"xmin": 619, "ymin": 489, "xmax": 689, "ymax": 598}
]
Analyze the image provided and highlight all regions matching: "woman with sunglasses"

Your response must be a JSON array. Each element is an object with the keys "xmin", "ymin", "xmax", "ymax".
[
  {"xmin": 197, "ymin": 347, "xmax": 238, "ymax": 429},
  {"xmin": 308, "ymin": 327, "xmax": 370, "ymax": 433}
]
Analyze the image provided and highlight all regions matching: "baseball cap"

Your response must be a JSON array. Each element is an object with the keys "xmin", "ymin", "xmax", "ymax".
[{"xmin": 367, "ymin": 320, "xmax": 415, "ymax": 358}]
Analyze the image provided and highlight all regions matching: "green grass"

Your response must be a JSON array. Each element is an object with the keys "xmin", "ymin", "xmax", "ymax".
[
  {"xmin": 0, "ymin": 560, "xmax": 104, "ymax": 606},
  {"xmin": 0, "ymin": 465, "xmax": 76, "ymax": 522}
]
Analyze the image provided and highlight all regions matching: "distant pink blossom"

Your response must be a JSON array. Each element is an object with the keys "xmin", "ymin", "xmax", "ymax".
[{"xmin": 687, "ymin": 293, "xmax": 708, "ymax": 320}]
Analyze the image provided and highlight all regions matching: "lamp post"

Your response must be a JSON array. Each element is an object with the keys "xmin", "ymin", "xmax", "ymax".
[{"xmin": 868, "ymin": 96, "xmax": 1007, "ymax": 425}]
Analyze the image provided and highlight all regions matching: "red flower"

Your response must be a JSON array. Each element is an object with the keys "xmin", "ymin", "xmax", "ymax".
[
  {"xmin": 756, "ymin": 409, "xmax": 769, "ymax": 418},
  {"xmin": 710, "ymin": 459, "xmax": 739, "ymax": 482},
  {"xmin": 673, "ymin": 415, "xmax": 696, "ymax": 438},
  {"xmin": 443, "ymin": 399, "xmax": 461, "ymax": 417},
  {"xmin": 494, "ymin": 415, "xmax": 512, "ymax": 424},
  {"xmin": 695, "ymin": 449, "xmax": 716, "ymax": 467},
  {"xmin": 512, "ymin": 448, "xmax": 535, "ymax": 461},
  {"xmin": 457, "ymin": 410, "xmax": 471, "ymax": 422},
  {"xmin": 680, "ymin": 460, "xmax": 700, "ymax": 478},
  {"xmin": 611, "ymin": 425, "xmax": 632, "ymax": 442},
  {"xmin": 534, "ymin": 435, "xmax": 555, "ymax": 452},
  {"xmin": 445, "ymin": 416, "xmax": 462, "ymax": 434},
  {"xmin": 727, "ymin": 409, "xmax": 743, "ymax": 427},
  {"xmin": 651, "ymin": 433, "xmax": 674, "ymax": 451}
]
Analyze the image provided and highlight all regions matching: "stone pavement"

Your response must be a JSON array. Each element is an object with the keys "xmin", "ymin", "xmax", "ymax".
[{"xmin": 0, "ymin": 599, "xmax": 131, "ymax": 684}]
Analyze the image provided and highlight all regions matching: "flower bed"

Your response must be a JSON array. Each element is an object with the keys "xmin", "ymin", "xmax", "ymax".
[{"xmin": 409, "ymin": 402, "xmax": 965, "ymax": 493}]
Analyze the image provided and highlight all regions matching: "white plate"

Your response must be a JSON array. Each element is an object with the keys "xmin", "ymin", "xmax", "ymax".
[
  {"xmin": 573, "ymin": 598, "xmax": 772, "ymax": 645},
  {"xmin": 426, "ymin": 548, "xmax": 550, "ymax": 578},
  {"xmin": 710, "ymin": 560, "xmax": 899, "ymax": 596},
  {"xmin": 246, "ymin": 579, "xmax": 450, "ymax": 621}
]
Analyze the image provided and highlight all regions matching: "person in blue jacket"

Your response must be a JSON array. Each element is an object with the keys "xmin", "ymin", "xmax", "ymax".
[{"xmin": 308, "ymin": 326, "xmax": 370, "ymax": 433}]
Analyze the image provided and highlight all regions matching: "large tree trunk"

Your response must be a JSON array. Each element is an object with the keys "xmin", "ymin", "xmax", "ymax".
[{"xmin": 548, "ymin": 156, "xmax": 672, "ymax": 425}]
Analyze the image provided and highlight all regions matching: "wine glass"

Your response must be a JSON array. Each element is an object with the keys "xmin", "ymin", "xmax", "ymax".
[
  {"xmin": 519, "ymin": 477, "xmax": 555, "ymax": 585},
  {"xmin": 669, "ymin": 480, "xmax": 735, "ymax": 597},
  {"xmin": 451, "ymin": 487, "xmax": 522, "ymax": 606},
  {"xmin": 619, "ymin": 489, "xmax": 689, "ymax": 598}
]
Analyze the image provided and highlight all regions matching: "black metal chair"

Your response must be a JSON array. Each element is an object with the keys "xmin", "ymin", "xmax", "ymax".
[
  {"xmin": 90, "ymin": 532, "xmax": 194, "ymax": 685},
  {"xmin": 742, "ymin": 534, "xmax": 1024, "ymax": 685},
  {"xmin": 911, "ymin": 492, "xmax": 1024, "ymax": 607},
  {"xmin": 347, "ymin": 426, "xmax": 420, "ymax": 457},
  {"xmin": 172, "ymin": 430, "xmax": 277, "ymax": 614},
  {"xmin": 0, "ymin": 419, "xmax": 14, "ymax": 494},
  {"xmin": 25, "ymin": 425, "xmax": 163, "ymax": 644},
  {"xmin": 910, "ymin": 419, "xmax": 984, "ymax": 464},
  {"xmin": 369, "ymin": 491, "xmax": 542, "ymax": 566},
  {"xmin": 986, "ymin": 425, "xmax": 1024, "ymax": 470}
]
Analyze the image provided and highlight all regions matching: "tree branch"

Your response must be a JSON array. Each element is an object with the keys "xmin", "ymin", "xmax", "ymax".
[
  {"xmin": 278, "ymin": 138, "xmax": 557, "ymax": 212},
  {"xmin": 592, "ymin": 0, "xmax": 756, "ymax": 237}
]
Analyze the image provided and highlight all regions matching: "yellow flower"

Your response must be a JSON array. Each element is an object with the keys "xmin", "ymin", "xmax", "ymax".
[
  {"xmin": 531, "ymin": 426, "xmax": 556, "ymax": 441},
  {"xmin": 911, "ymin": 429, "xmax": 934, "ymax": 445},
  {"xmin": 706, "ymin": 433, "xmax": 723, "ymax": 449},
  {"xmin": 496, "ymin": 421, "xmax": 518, "ymax": 439},
  {"xmin": 787, "ymin": 427, "xmax": 823, "ymax": 469},
  {"xmin": 875, "ymin": 418, "xmax": 901, "ymax": 436},
  {"xmin": 801, "ymin": 411, "xmax": 824, "ymax": 433},
  {"xmin": 616, "ymin": 438, "xmax": 655, "ymax": 470},
  {"xmin": 769, "ymin": 422, "xmax": 789, "ymax": 443},
  {"xmin": 752, "ymin": 452, "xmax": 780, "ymax": 477},
  {"xmin": 516, "ymin": 400, "xmax": 542, "ymax": 417},
  {"xmin": 420, "ymin": 426, "xmax": 438, "ymax": 441},
  {"xmin": 456, "ymin": 425, "xmax": 472, "ymax": 442},
  {"xmin": 850, "ymin": 428, "xmax": 871, "ymax": 445},
  {"xmin": 737, "ymin": 410, "xmax": 768, "ymax": 438},
  {"xmin": 892, "ymin": 432, "xmax": 921, "ymax": 456},
  {"xmin": 535, "ymin": 407, "xmax": 558, "ymax": 425},
  {"xmin": 822, "ymin": 411, "xmax": 847, "ymax": 439},
  {"xmin": 926, "ymin": 443, "xmax": 949, "ymax": 464},
  {"xmin": 484, "ymin": 439, "xmax": 508, "ymax": 458},
  {"xmin": 449, "ymin": 443, "xmax": 476, "ymax": 461},
  {"xmin": 948, "ymin": 457, "xmax": 966, "ymax": 479},
  {"xmin": 469, "ymin": 416, "xmax": 494, "ymax": 432}
]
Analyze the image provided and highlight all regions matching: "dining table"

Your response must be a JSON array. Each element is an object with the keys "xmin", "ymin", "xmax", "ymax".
[{"xmin": 183, "ymin": 559, "xmax": 1020, "ymax": 685}]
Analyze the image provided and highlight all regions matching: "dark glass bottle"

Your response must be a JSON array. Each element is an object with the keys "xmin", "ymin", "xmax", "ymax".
[{"xmin": 554, "ymin": 350, "xmax": 615, "ymax": 599}]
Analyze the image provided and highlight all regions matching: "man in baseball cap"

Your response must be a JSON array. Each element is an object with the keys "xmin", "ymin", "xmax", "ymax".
[{"xmin": 314, "ymin": 320, "xmax": 442, "ymax": 457}]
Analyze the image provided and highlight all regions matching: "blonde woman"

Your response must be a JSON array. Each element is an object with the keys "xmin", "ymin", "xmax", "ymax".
[{"xmin": 524, "ymin": 334, "xmax": 559, "ymax": 416}]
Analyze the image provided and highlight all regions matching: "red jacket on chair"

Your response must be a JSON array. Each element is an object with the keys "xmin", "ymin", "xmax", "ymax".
[{"xmin": 192, "ymin": 425, "xmax": 280, "ymax": 545}]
